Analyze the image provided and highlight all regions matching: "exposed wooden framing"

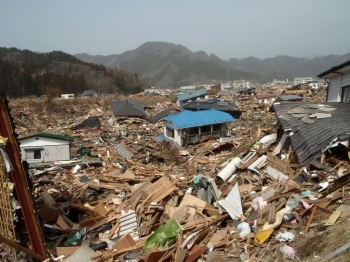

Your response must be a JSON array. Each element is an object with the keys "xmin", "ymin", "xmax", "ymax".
[
  {"xmin": 0, "ymin": 153, "xmax": 16, "ymax": 241},
  {"xmin": 0, "ymin": 92, "xmax": 47, "ymax": 260}
]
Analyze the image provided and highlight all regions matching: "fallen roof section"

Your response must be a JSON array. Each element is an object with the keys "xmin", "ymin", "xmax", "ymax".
[
  {"xmin": 272, "ymin": 102, "xmax": 350, "ymax": 167},
  {"xmin": 110, "ymin": 100, "xmax": 147, "ymax": 117},
  {"xmin": 181, "ymin": 98, "xmax": 239, "ymax": 111},
  {"xmin": 74, "ymin": 116, "xmax": 101, "ymax": 129},
  {"xmin": 149, "ymin": 108, "xmax": 171, "ymax": 123},
  {"xmin": 176, "ymin": 89, "xmax": 207, "ymax": 102}
]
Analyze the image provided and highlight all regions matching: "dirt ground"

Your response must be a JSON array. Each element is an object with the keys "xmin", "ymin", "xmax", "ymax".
[{"xmin": 292, "ymin": 211, "xmax": 350, "ymax": 261}]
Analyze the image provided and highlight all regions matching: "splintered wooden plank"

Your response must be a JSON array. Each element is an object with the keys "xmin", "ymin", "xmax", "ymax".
[
  {"xmin": 142, "ymin": 176, "xmax": 178, "ymax": 203},
  {"xmin": 325, "ymin": 210, "xmax": 342, "ymax": 226}
]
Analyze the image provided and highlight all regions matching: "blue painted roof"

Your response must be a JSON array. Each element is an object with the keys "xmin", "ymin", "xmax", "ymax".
[
  {"xmin": 164, "ymin": 109, "xmax": 234, "ymax": 129},
  {"xmin": 176, "ymin": 89, "xmax": 207, "ymax": 102}
]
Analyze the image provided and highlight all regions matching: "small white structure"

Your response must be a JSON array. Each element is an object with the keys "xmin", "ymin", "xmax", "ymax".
[
  {"xmin": 256, "ymin": 94, "xmax": 276, "ymax": 105},
  {"xmin": 307, "ymin": 81, "xmax": 319, "ymax": 90},
  {"xmin": 19, "ymin": 133, "xmax": 74, "ymax": 163},
  {"xmin": 318, "ymin": 60, "xmax": 350, "ymax": 102},
  {"xmin": 144, "ymin": 87, "xmax": 160, "ymax": 94},
  {"xmin": 61, "ymin": 94, "xmax": 74, "ymax": 99}
]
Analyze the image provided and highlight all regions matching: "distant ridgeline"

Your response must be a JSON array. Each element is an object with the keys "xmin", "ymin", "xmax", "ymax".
[{"xmin": 0, "ymin": 47, "xmax": 146, "ymax": 97}]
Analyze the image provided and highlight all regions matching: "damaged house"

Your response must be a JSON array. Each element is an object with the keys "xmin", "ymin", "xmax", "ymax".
[
  {"xmin": 272, "ymin": 102, "xmax": 350, "ymax": 167},
  {"xmin": 19, "ymin": 133, "xmax": 74, "ymax": 163},
  {"xmin": 181, "ymin": 98, "xmax": 243, "ymax": 119},
  {"xmin": 176, "ymin": 89, "xmax": 207, "ymax": 106},
  {"xmin": 163, "ymin": 109, "xmax": 235, "ymax": 146},
  {"xmin": 317, "ymin": 59, "xmax": 350, "ymax": 102}
]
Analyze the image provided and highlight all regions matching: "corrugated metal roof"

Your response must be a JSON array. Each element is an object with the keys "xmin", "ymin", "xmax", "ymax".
[
  {"xmin": 272, "ymin": 102, "xmax": 350, "ymax": 167},
  {"xmin": 110, "ymin": 100, "xmax": 146, "ymax": 117},
  {"xmin": 176, "ymin": 89, "xmax": 207, "ymax": 102},
  {"xmin": 164, "ymin": 109, "xmax": 234, "ymax": 129},
  {"xmin": 19, "ymin": 133, "xmax": 74, "ymax": 141}
]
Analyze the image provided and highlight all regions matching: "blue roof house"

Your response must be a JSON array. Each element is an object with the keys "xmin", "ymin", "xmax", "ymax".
[
  {"xmin": 176, "ymin": 89, "xmax": 207, "ymax": 106},
  {"xmin": 163, "ymin": 109, "xmax": 235, "ymax": 146}
]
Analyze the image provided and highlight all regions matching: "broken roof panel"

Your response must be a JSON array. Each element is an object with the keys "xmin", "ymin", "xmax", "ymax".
[
  {"xmin": 110, "ymin": 100, "xmax": 147, "ymax": 117},
  {"xmin": 149, "ymin": 108, "xmax": 171, "ymax": 123},
  {"xmin": 272, "ymin": 102, "xmax": 350, "ymax": 167},
  {"xmin": 164, "ymin": 109, "xmax": 234, "ymax": 129},
  {"xmin": 73, "ymin": 116, "xmax": 101, "ymax": 129},
  {"xmin": 81, "ymin": 90, "xmax": 97, "ymax": 96},
  {"xmin": 181, "ymin": 98, "xmax": 239, "ymax": 111},
  {"xmin": 280, "ymin": 95, "xmax": 303, "ymax": 101}
]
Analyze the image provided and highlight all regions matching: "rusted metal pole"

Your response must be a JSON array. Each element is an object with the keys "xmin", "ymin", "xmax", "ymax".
[{"xmin": 0, "ymin": 93, "xmax": 47, "ymax": 260}]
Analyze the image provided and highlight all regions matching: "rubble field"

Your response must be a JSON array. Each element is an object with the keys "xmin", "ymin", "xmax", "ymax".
[{"xmin": 1, "ymin": 85, "xmax": 350, "ymax": 262}]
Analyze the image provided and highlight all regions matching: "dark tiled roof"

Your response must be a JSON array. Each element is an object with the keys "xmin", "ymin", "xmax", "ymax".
[
  {"xmin": 149, "ymin": 109, "xmax": 171, "ymax": 123},
  {"xmin": 110, "ymin": 100, "xmax": 146, "ymax": 117},
  {"xmin": 176, "ymin": 89, "xmax": 207, "ymax": 102},
  {"xmin": 272, "ymin": 102, "xmax": 350, "ymax": 167},
  {"xmin": 74, "ymin": 116, "xmax": 101, "ymax": 129},
  {"xmin": 19, "ymin": 133, "xmax": 74, "ymax": 141},
  {"xmin": 81, "ymin": 90, "xmax": 97, "ymax": 96},
  {"xmin": 317, "ymin": 59, "xmax": 350, "ymax": 78},
  {"xmin": 181, "ymin": 99, "xmax": 239, "ymax": 111}
]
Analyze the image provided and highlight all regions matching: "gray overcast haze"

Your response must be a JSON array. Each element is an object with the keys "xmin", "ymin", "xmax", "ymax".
[{"xmin": 1, "ymin": 1, "xmax": 350, "ymax": 60}]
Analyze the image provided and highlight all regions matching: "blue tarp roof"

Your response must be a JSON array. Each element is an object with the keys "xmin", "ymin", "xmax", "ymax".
[
  {"xmin": 164, "ymin": 109, "xmax": 234, "ymax": 129},
  {"xmin": 176, "ymin": 89, "xmax": 207, "ymax": 102}
]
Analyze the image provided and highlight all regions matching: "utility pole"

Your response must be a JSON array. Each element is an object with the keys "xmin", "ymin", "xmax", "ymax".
[{"xmin": 226, "ymin": 69, "xmax": 229, "ymax": 83}]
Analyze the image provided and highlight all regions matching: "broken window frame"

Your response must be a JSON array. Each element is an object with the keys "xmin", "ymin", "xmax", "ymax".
[
  {"xmin": 165, "ymin": 127, "xmax": 174, "ymax": 138},
  {"xmin": 24, "ymin": 148, "xmax": 43, "ymax": 161},
  {"xmin": 341, "ymin": 85, "xmax": 350, "ymax": 103}
]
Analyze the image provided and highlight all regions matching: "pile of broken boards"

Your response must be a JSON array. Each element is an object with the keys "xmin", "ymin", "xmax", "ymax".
[{"xmin": 33, "ymin": 132, "xmax": 350, "ymax": 262}]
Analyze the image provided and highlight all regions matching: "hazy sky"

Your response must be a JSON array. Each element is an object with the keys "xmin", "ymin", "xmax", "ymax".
[{"xmin": 1, "ymin": 1, "xmax": 349, "ymax": 60}]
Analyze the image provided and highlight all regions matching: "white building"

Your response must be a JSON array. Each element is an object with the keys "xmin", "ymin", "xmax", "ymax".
[
  {"xmin": 61, "ymin": 94, "xmax": 74, "ymax": 99},
  {"xmin": 294, "ymin": 77, "xmax": 313, "ymax": 85},
  {"xmin": 318, "ymin": 60, "xmax": 350, "ymax": 102},
  {"xmin": 19, "ymin": 133, "xmax": 74, "ymax": 163},
  {"xmin": 256, "ymin": 94, "xmax": 276, "ymax": 105}
]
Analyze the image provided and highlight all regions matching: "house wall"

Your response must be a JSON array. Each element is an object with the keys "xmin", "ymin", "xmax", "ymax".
[
  {"xmin": 20, "ymin": 145, "xmax": 71, "ymax": 163},
  {"xmin": 163, "ymin": 122, "xmax": 182, "ymax": 145},
  {"xmin": 327, "ymin": 77, "xmax": 342, "ymax": 102},
  {"xmin": 164, "ymin": 122, "xmax": 231, "ymax": 146},
  {"xmin": 19, "ymin": 137, "xmax": 71, "ymax": 163}
]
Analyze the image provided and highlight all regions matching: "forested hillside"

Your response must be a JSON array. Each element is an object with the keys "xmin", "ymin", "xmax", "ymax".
[
  {"xmin": 0, "ymin": 48, "xmax": 147, "ymax": 97},
  {"xmin": 76, "ymin": 42, "xmax": 350, "ymax": 88}
]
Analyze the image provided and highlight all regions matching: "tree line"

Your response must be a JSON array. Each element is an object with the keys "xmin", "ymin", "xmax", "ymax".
[{"xmin": 0, "ymin": 48, "xmax": 147, "ymax": 97}]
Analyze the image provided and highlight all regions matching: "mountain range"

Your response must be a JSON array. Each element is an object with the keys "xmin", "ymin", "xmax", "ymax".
[{"xmin": 75, "ymin": 42, "xmax": 350, "ymax": 88}]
